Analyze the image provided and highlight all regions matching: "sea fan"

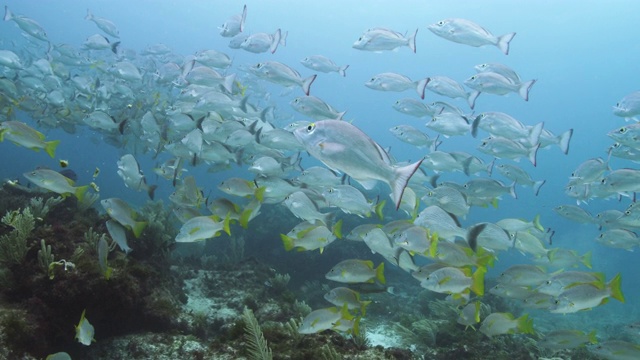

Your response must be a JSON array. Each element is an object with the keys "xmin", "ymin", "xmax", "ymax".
[{"xmin": 242, "ymin": 307, "xmax": 273, "ymax": 360}]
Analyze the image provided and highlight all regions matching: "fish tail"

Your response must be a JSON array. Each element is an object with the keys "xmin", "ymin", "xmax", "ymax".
[
  {"xmin": 240, "ymin": 4, "xmax": 247, "ymax": 33},
  {"xmin": 302, "ymin": 74, "xmax": 317, "ymax": 96},
  {"xmin": 416, "ymin": 77, "xmax": 429, "ymax": 99},
  {"xmin": 239, "ymin": 208, "xmax": 251, "ymax": 229},
  {"xmin": 280, "ymin": 30, "xmax": 288, "ymax": 46},
  {"xmin": 466, "ymin": 223, "xmax": 487, "ymax": 252},
  {"xmin": 74, "ymin": 185, "xmax": 89, "ymax": 202},
  {"xmin": 518, "ymin": 79, "xmax": 536, "ymax": 101},
  {"xmin": 375, "ymin": 262, "xmax": 386, "ymax": 284},
  {"xmin": 473, "ymin": 301, "xmax": 481, "ymax": 323},
  {"xmin": 360, "ymin": 300, "xmax": 372, "ymax": 316},
  {"xmin": 111, "ymin": 41, "xmax": 121, "ymax": 55},
  {"xmin": 222, "ymin": 73, "xmax": 236, "ymax": 94},
  {"xmin": 581, "ymin": 251, "xmax": 593, "ymax": 269},
  {"xmin": 270, "ymin": 28, "xmax": 282, "ymax": 54},
  {"xmin": 222, "ymin": 212, "xmax": 231, "ymax": 236},
  {"xmin": 147, "ymin": 184, "xmax": 158, "ymax": 200},
  {"xmin": 44, "ymin": 139, "xmax": 60, "ymax": 158},
  {"xmin": 408, "ymin": 28, "xmax": 418, "ymax": 53},
  {"xmin": 529, "ymin": 121, "xmax": 544, "ymax": 146},
  {"xmin": 132, "ymin": 221, "xmax": 147, "ymax": 238},
  {"xmin": 508, "ymin": 181, "xmax": 518, "ymax": 199},
  {"xmin": 468, "ymin": 91, "xmax": 480, "ymax": 109},
  {"xmin": 339, "ymin": 64, "xmax": 349, "ymax": 77},
  {"xmin": 516, "ymin": 313, "xmax": 535, "ymax": 334},
  {"xmin": 587, "ymin": 330, "xmax": 598, "ymax": 344},
  {"xmin": 471, "ymin": 114, "xmax": 481, "ymax": 138},
  {"xmin": 280, "ymin": 234, "xmax": 295, "ymax": 251},
  {"xmin": 533, "ymin": 180, "xmax": 546, "ymax": 196},
  {"xmin": 374, "ymin": 199, "xmax": 386, "ymax": 220},
  {"xmin": 331, "ymin": 219, "xmax": 343, "ymax": 239},
  {"xmin": 497, "ymin": 32, "xmax": 516, "ymax": 55},
  {"xmin": 4, "ymin": 5, "xmax": 13, "ymax": 21},
  {"xmin": 391, "ymin": 159, "xmax": 423, "ymax": 210},
  {"xmin": 559, "ymin": 128, "xmax": 573, "ymax": 154},
  {"xmin": 533, "ymin": 214, "xmax": 544, "ymax": 231},
  {"xmin": 470, "ymin": 266, "xmax": 486, "ymax": 296},
  {"xmin": 85, "ymin": 9, "xmax": 93, "ymax": 21},
  {"xmin": 528, "ymin": 143, "xmax": 540, "ymax": 167}
]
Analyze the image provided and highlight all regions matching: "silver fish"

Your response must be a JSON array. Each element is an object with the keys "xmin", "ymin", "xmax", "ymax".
[
  {"xmin": 301, "ymin": 55, "xmax": 348, "ymax": 77},
  {"xmin": 293, "ymin": 120, "xmax": 423, "ymax": 209},
  {"xmin": 428, "ymin": 18, "xmax": 515, "ymax": 55},
  {"xmin": 613, "ymin": 90, "xmax": 640, "ymax": 121},
  {"xmin": 353, "ymin": 27, "xmax": 417, "ymax": 53},
  {"xmin": 219, "ymin": 5, "xmax": 247, "ymax": 38},
  {"xmin": 365, "ymin": 72, "xmax": 429, "ymax": 99}
]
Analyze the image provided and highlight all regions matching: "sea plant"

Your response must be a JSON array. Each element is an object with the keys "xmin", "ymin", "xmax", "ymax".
[
  {"xmin": 28, "ymin": 196, "xmax": 63, "ymax": 220},
  {"xmin": 0, "ymin": 207, "xmax": 35, "ymax": 265},
  {"xmin": 242, "ymin": 307, "xmax": 273, "ymax": 360}
]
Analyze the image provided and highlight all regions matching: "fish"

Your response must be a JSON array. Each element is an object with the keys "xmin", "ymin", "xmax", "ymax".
[
  {"xmin": 283, "ymin": 190, "xmax": 333, "ymax": 225},
  {"xmin": 298, "ymin": 304, "xmax": 357, "ymax": 335},
  {"xmin": 601, "ymin": 168, "xmax": 640, "ymax": 194},
  {"xmin": 175, "ymin": 214, "xmax": 231, "ymax": 242},
  {"xmin": 549, "ymin": 273, "xmax": 624, "ymax": 314},
  {"xmin": 290, "ymin": 95, "xmax": 346, "ymax": 120},
  {"xmin": 365, "ymin": 72, "xmax": 429, "ymax": 99},
  {"xmin": 117, "ymin": 154, "xmax": 157, "ymax": 200},
  {"xmin": 194, "ymin": 49, "xmax": 232, "ymax": 69},
  {"xmin": 392, "ymin": 98, "xmax": 438, "ymax": 118},
  {"xmin": 595, "ymin": 228, "xmax": 640, "ymax": 251},
  {"xmin": 479, "ymin": 312, "xmax": 534, "ymax": 338},
  {"xmin": 420, "ymin": 266, "xmax": 485, "ymax": 297},
  {"xmin": 293, "ymin": 120, "xmax": 423, "ymax": 209},
  {"xmin": 613, "ymin": 90, "xmax": 640, "ymax": 121},
  {"xmin": 74, "ymin": 309, "xmax": 95, "ymax": 346},
  {"xmin": 4, "ymin": 5, "xmax": 48, "ymax": 42},
  {"xmin": 495, "ymin": 163, "xmax": 545, "ymax": 195},
  {"xmin": 536, "ymin": 271, "xmax": 606, "ymax": 297},
  {"xmin": 105, "ymin": 220, "xmax": 132, "ymax": 254},
  {"xmin": 391, "ymin": 225, "xmax": 434, "ymax": 256},
  {"xmin": 457, "ymin": 301, "xmax": 482, "ymax": 329},
  {"xmin": 390, "ymin": 124, "xmax": 439, "ymax": 149},
  {"xmin": 589, "ymin": 340, "xmax": 640, "ymax": 360},
  {"xmin": 474, "ymin": 62, "xmax": 522, "ymax": 84},
  {"xmin": 553, "ymin": 204, "xmax": 594, "ymax": 224},
  {"xmin": 326, "ymin": 259, "xmax": 385, "ymax": 284},
  {"xmin": 464, "ymin": 72, "xmax": 536, "ymax": 104},
  {"xmin": 353, "ymin": 27, "xmax": 417, "ymax": 53},
  {"xmin": 219, "ymin": 4, "xmax": 247, "ymax": 38},
  {"xmin": 567, "ymin": 157, "xmax": 609, "ymax": 186},
  {"xmin": 478, "ymin": 136, "xmax": 539, "ymax": 166},
  {"xmin": 100, "ymin": 198, "xmax": 147, "ymax": 238},
  {"xmin": 426, "ymin": 112, "xmax": 471, "ymax": 137},
  {"xmin": 82, "ymin": 33, "xmax": 120, "ymax": 53},
  {"xmin": 85, "ymin": 9, "xmax": 119, "ymax": 38},
  {"xmin": 0, "ymin": 49, "xmax": 23, "ymax": 69},
  {"xmin": 322, "ymin": 185, "xmax": 385, "ymax": 219},
  {"xmin": 427, "ymin": 18, "xmax": 515, "ymax": 55},
  {"xmin": 421, "ymin": 186, "xmax": 470, "ymax": 218},
  {"xmin": 425, "ymin": 75, "xmax": 474, "ymax": 108},
  {"xmin": 280, "ymin": 220, "xmax": 341, "ymax": 253},
  {"xmin": 23, "ymin": 169, "xmax": 88, "ymax": 201},
  {"xmin": 0, "ymin": 121, "xmax": 60, "ymax": 158},
  {"xmin": 250, "ymin": 61, "xmax": 316, "ymax": 95},
  {"xmin": 300, "ymin": 55, "xmax": 349, "ymax": 77},
  {"xmin": 324, "ymin": 287, "xmax": 371, "ymax": 315},
  {"xmin": 241, "ymin": 29, "xmax": 283, "ymax": 54},
  {"xmin": 497, "ymin": 264, "xmax": 548, "ymax": 287}
]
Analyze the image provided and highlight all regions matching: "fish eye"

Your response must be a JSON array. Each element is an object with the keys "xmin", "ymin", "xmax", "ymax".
[
  {"xmin": 438, "ymin": 21, "xmax": 444, "ymax": 25},
  {"xmin": 358, "ymin": 37, "xmax": 362, "ymax": 41},
  {"xmin": 307, "ymin": 123, "xmax": 316, "ymax": 132},
  {"xmin": 619, "ymin": 127, "xmax": 627, "ymax": 133},
  {"xmin": 470, "ymin": 76, "xmax": 476, "ymax": 80},
  {"xmin": 626, "ymin": 210, "xmax": 631, "ymax": 215}
]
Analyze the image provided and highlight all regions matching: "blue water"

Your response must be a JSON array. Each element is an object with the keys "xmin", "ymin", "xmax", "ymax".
[{"xmin": 2, "ymin": 0, "xmax": 640, "ymax": 354}]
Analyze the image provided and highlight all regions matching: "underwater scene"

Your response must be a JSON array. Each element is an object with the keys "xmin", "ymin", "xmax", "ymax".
[{"xmin": 1, "ymin": 0, "xmax": 640, "ymax": 359}]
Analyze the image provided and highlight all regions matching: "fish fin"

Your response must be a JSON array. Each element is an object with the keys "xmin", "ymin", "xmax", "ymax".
[
  {"xmin": 332, "ymin": 219, "xmax": 343, "ymax": 239},
  {"xmin": 44, "ymin": 140, "xmax": 60, "ymax": 158},
  {"xmin": 221, "ymin": 73, "xmax": 236, "ymax": 94},
  {"xmin": 391, "ymin": 159, "xmax": 423, "ymax": 210},
  {"xmin": 559, "ymin": 129, "xmax": 573, "ymax": 155},
  {"xmin": 270, "ymin": 28, "xmax": 281, "ymax": 54},
  {"xmin": 529, "ymin": 121, "xmax": 544, "ymax": 145},
  {"xmin": 132, "ymin": 221, "xmax": 147, "ymax": 238},
  {"xmin": 339, "ymin": 64, "xmax": 349, "ymax": 77},
  {"xmin": 240, "ymin": 5, "xmax": 247, "ymax": 32},
  {"xmin": 533, "ymin": 180, "xmax": 546, "ymax": 196},
  {"xmin": 416, "ymin": 77, "xmax": 429, "ymax": 99},
  {"xmin": 608, "ymin": 273, "xmax": 625, "ymax": 303},
  {"xmin": 587, "ymin": 330, "xmax": 598, "ymax": 344},
  {"xmin": 466, "ymin": 223, "xmax": 487, "ymax": 252},
  {"xmin": 222, "ymin": 213, "xmax": 231, "ymax": 236},
  {"xmin": 519, "ymin": 79, "xmax": 536, "ymax": 101},
  {"xmin": 280, "ymin": 234, "xmax": 295, "ymax": 251},
  {"xmin": 516, "ymin": 313, "xmax": 535, "ymax": 334},
  {"xmin": 497, "ymin": 32, "xmax": 516, "ymax": 55},
  {"xmin": 470, "ymin": 267, "xmax": 486, "ymax": 296},
  {"xmin": 375, "ymin": 262, "xmax": 386, "ymax": 284},
  {"xmin": 111, "ymin": 41, "xmax": 121, "ymax": 55},
  {"xmin": 374, "ymin": 199, "xmax": 386, "ymax": 221},
  {"xmin": 74, "ymin": 185, "xmax": 89, "ymax": 202},
  {"xmin": 3, "ymin": 5, "xmax": 13, "ymax": 21},
  {"xmin": 302, "ymin": 74, "xmax": 317, "ymax": 96},
  {"xmin": 581, "ymin": 251, "xmax": 592, "ymax": 269},
  {"xmin": 468, "ymin": 91, "xmax": 480, "ymax": 109},
  {"xmin": 528, "ymin": 143, "xmax": 540, "ymax": 167},
  {"xmin": 408, "ymin": 28, "xmax": 418, "ymax": 53}
]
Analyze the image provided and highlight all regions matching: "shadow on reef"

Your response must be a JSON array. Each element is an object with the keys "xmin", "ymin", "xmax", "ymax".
[{"xmin": 0, "ymin": 185, "xmax": 184, "ymax": 359}]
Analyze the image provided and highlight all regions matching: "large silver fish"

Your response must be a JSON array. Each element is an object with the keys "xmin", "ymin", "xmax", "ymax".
[
  {"xmin": 293, "ymin": 120, "xmax": 423, "ymax": 209},
  {"xmin": 428, "ymin": 18, "xmax": 515, "ymax": 55}
]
